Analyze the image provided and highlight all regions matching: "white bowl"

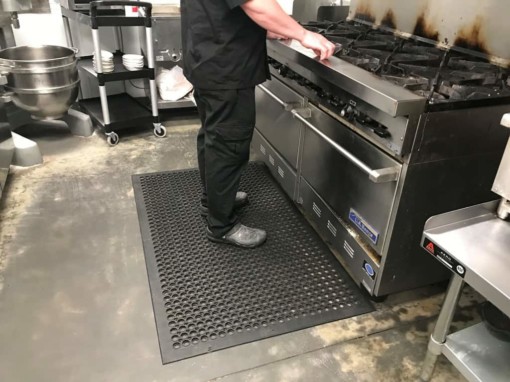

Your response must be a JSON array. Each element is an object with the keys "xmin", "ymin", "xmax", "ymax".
[
  {"xmin": 95, "ymin": 50, "xmax": 113, "ymax": 58},
  {"xmin": 122, "ymin": 60, "xmax": 143, "ymax": 66},
  {"xmin": 122, "ymin": 54, "xmax": 143, "ymax": 60},
  {"xmin": 92, "ymin": 57, "xmax": 113, "ymax": 62},
  {"xmin": 123, "ymin": 58, "xmax": 143, "ymax": 64},
  {"xmin": 93, "ymin": 63, "xmax": 114, "ymax": 68},
  {"xmin": 93, "ymin": 61, "xmax": 114, "ymax": 67},
  {"xmin": 93, "ymin": 60, "xmax": 114, "ymax": 66},
  {"xmin": 124, "ymin": 66, "xmax": 143, "ymax": 71}
]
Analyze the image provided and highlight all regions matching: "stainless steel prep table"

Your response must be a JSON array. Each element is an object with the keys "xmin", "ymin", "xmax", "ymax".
[{"xmin": 420, "ymin": 201, "xmax": 510, "ymax": 382}]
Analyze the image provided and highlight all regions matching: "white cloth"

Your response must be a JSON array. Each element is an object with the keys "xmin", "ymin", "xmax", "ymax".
[{"xmin": 156, "ymin": 66, "xmax": 193, "ymax": 101}]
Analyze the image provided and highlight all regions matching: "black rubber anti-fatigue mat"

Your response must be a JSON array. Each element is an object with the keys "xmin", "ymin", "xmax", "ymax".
[{"xmin": 132, "ymin": 163, "xmax": 374, "ymax": 364}]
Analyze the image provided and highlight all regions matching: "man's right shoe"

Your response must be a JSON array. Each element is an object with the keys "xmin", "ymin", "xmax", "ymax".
[{"xmin": 207, "ymin": 223, "xmax": 267, "ymax": 249}]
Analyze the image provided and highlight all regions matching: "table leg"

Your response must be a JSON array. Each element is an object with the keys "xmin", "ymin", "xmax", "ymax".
[{"xmin": 420, "ymin": 274, "xmax": 464, "ymax": 381}]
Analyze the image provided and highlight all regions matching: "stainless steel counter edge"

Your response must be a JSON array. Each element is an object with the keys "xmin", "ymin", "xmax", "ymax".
[
  {"xmin": 267, "ymin": 40, "xmax": 427, "ymax": 117},
  {"xmin": 423, "ymin": 201, "xmax": 500, "ymax": 232}
]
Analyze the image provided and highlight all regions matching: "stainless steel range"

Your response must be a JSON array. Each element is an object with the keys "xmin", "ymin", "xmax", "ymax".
[{"xmin": 252, "ymin": 1, "xmax": 510, "ymax": 296}]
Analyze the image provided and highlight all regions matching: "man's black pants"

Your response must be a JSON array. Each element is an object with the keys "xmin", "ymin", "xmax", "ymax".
[{"xmin": 194, "ymin": 87, "xmax": 256, "ymax": 238}]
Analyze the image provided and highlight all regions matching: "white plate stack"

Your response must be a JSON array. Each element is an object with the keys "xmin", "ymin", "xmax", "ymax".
[
  {"xmin": 93, "ymin": 50, "xmax": 114, "ymax": 73},
  {"xmin": 122, "ymin": 54, "xmax": 144, "ymax": 71}
]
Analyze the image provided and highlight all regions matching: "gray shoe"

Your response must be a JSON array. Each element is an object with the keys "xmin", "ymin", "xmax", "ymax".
[
  {"xmin": 200, "ymin": 191, "xmax": 249, "ymax": 217},
  {"xmin": 207, "ymin": 223, "xmax": 267, "ymax": 249}
]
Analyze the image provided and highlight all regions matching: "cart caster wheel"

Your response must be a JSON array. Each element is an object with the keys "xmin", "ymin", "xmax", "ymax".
[
  {"xmin": 107, "ymin": 132, "xmax": 120, "ymax": 146},
  {"xmin": 154, "ymin": 125, "xmax": 167, "ymax": 138}
]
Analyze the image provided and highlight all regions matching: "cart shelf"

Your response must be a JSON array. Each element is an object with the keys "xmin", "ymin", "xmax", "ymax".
[{"xmin": 80, "ymin": 94, "xmax": 154, "ymax": 131}]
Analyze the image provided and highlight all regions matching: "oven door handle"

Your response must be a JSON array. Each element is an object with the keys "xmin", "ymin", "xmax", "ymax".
[
  {"xmin": 291, "ymin": 110, "xmax": 401, "ymax": 184},
  {"xmin": 258, "ymin": 84, "xmax": 301, "ymax": 111}
]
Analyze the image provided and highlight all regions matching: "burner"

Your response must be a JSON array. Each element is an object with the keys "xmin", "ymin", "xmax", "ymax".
[{"xmin": 302, "ymin": 21, "xmax": 510, "ymax": 104}]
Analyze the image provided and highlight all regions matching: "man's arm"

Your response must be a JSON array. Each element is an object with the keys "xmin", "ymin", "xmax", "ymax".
[
  {"xmin": 267, "ymin": 31, "xmax": 287, "ymax": 40},
  {"xmin": 240, "ymin": 0, "xmax": 335, "ymax": 60}
]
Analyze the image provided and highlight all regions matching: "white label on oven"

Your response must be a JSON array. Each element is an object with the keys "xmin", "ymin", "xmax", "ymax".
[
  {"xmin": 343, "ymin": 241, "xmax": 355, "ymax": 258},
  {"xmin": 156, "ymin": 56, "xmax": 164, "ymax": 61},
  {"xmin": 278, "ymin": 167, "xmax": 285, "ymax": 178},
  {"xmin": 259, "ymin": 144, "xmax": 266, "ymax": 155},
  {"xmin": 269, "ymin": 155, "xmax": 275, "ymax": 166}
]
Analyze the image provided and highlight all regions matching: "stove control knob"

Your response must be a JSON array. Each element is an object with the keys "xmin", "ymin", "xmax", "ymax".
[
  {"xmin": 341, "ymin": 105, "xmax": 355, "ymax": 120},
  {"xmin": 372, "ymin": 125, "xmax": 391, "ymax": 138},
  {"xmin": 328, "ymin": 97, "xmax": 344, "ymax": 108}
]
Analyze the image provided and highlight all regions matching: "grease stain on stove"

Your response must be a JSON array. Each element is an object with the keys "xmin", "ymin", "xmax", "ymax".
[
  {"xmin": 381, "ymin": 9, "xmax": 396, "ymax": 30},
  {"xmin": 413, "ymin": 12, "xmax": 439, "ymax": 41},
  {"xmin": 454, "ymin": 16, "xmax": 489, "ymax": 55},
  {"xmin": 354, "ymin": 1, "xmax": 376, "ymax": 24}
]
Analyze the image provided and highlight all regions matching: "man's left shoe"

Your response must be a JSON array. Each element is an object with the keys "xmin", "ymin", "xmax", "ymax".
[{"xmin": 200, "ymin": 191, "xmax": 249, "ymax": 216}]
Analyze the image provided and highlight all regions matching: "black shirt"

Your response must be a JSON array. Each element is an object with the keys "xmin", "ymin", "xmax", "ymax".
[{"xmin": 181, "ymin": 0, "xmax": 270, "ymax": 90}]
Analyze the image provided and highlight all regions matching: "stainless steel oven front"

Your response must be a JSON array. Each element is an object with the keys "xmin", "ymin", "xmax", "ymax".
[{"xmin": 253, "ymin": 78, "xmax": 403, "ymax": 292}]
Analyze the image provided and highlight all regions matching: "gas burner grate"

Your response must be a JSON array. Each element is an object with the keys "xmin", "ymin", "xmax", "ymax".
[{"xmin": 302, "ymin": 21, "xmax": 510, "ymax": 104}]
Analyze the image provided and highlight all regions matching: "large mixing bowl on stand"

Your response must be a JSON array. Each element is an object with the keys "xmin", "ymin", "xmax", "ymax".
[{"xmin": 0, "ymin": 45, "xmax": 80, "ymax": 120}]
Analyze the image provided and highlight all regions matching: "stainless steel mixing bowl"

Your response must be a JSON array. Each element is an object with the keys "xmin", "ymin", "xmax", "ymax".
[{"xmin": 0, "ymin": 45, "xmax": 80, "ymax": 120}]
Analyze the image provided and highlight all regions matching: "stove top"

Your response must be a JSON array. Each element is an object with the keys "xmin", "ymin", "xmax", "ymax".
[{"xmin": 303, "ymin": 21, "xmax": 510, "ymax": 104}]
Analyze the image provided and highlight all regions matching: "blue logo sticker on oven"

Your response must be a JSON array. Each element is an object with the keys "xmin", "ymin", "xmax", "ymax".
[
  {"xmin": 362, "ymin": 260, "xmax": 376, "ymax": 280},
  {"xmin": 349, "ymin": 209, "xmax": 379, "ymax": 245}
]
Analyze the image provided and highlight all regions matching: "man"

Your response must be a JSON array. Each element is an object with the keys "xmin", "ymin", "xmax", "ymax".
[{"xmin": 181, "ymin": 0, "xmax": 335, "ymax": 249}]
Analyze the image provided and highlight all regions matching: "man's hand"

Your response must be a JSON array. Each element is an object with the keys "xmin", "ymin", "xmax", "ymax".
[
  {"xmin": 241, "ymin": 0, "xmax": 335, "ymax": 61},
  {"xmin": 267, "ymin": 31, "xmax": 288, "ymax": 40},
  {"xmin": 299, "ymin": 30, "xmax": 336, "ymax": 61}
]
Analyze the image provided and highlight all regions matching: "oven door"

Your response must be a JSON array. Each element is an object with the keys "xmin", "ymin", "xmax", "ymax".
[
  {"xmin": 255, "ymin": 79, "xmax": 304, "ymax": 169},
  {"xmin": 295, "ymin": 103, "xmax": 402, "ymax": 254}
]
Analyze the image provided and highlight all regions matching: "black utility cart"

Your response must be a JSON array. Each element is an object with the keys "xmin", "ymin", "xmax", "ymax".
[{"xmin": 65, "ymin": 1, "xmax": 166, "ymax": 146}]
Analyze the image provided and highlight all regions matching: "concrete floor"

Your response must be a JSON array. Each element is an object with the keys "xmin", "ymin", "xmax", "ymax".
[{"xmin": 0, "ymin": 115, "xmax": 477, "ymax": 382}]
